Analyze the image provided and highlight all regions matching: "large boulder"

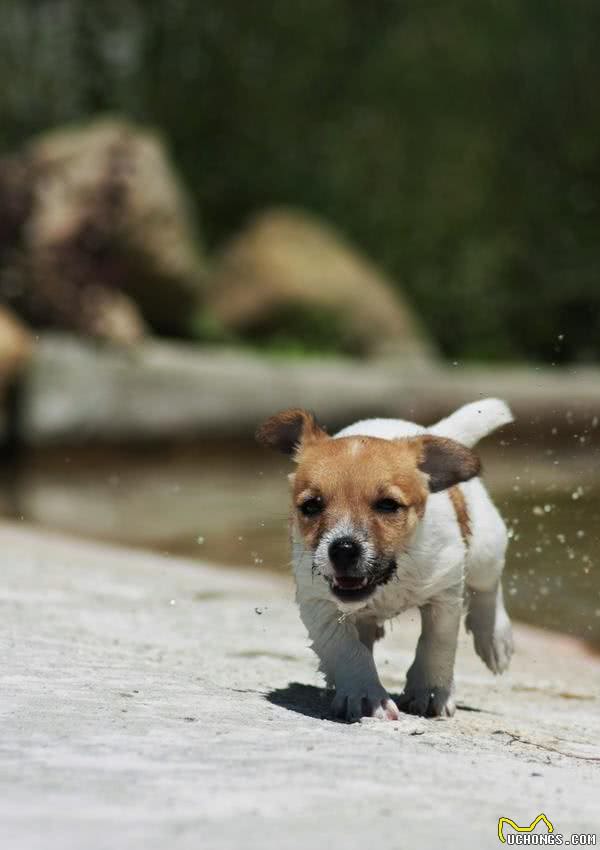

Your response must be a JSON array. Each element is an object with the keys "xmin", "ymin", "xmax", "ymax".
[
  {"xmin": 0, "ymin": 118, "xmax": 205, "ymax": 342},
  {"xmin": 0, "ymin": 306, "xmax": 32, "ymax": 443},
  {"xmin": 205, "ymin": 208, "xmax": 434, "ymax": 359},
  {"xmin": 0, "ymin": 305, "xmax": 32, "ymax": 388}
]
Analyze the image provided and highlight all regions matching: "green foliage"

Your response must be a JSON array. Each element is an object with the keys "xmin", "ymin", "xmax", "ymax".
[
  {"xmin": 236, "ymin": 303, "xmax": 361, "ymax": 358},
  {"xmin": 1, "ymin": 0, "xmax": 599, "ymax": 362},
  {"xmin": 190, "ymin": 303, "xmax": 358, "ymax": 359}
]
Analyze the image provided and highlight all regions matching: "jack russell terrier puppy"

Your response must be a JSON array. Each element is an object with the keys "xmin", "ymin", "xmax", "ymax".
[{"xmin": 257, "ymin": 398, "xmax": 514, "ymax": 722}]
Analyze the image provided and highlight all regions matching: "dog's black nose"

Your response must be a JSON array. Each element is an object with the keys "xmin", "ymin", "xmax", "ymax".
[{"xmin": 328, "ymin": 537, "xmax": 362, "ymax": 571}]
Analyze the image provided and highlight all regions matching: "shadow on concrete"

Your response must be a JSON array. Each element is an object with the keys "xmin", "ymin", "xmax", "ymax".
[
  {"xmin": 266, "ymin": 681, "xmax": 489, "ymax": 721},
  {"xmin": 266, "ymin": 682, "xmax": 334, "ymax": 720}
]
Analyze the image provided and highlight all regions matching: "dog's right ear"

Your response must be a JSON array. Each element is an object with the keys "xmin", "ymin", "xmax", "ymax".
[{"xmin": 255, "ymin": 408, "xmax": 327, "ymax": 456}]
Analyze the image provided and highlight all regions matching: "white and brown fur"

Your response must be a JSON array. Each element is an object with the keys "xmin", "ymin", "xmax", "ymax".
[{"xmin": 257, "ymin": 399, "xmax": 514, "ymax": 722}]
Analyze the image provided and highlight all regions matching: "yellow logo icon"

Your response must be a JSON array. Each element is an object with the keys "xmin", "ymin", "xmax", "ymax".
[{"xmin": 498, "ymin": 813, "xmax": 554, "ymax": 842}]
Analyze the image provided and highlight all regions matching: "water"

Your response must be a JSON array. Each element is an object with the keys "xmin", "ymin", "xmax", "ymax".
[
  {"xmin": 499, "ymin": 492, "xmax": 600, "ymax": 646},
  {"xmin": 1, "ymin": 438, "xmax": 598, "ymax": 648}
]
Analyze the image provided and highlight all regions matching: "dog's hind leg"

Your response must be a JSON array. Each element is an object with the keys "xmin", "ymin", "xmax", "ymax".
[
  {"xmin": 463, "ymin": 486, "xmax": 514, "ymax": 674},
  {"xmin": 465, "ymin": 581, "xmax": 513, "ymax": 674}
]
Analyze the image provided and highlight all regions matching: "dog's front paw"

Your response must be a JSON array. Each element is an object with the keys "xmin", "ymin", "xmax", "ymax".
[
  {"xmin": 398, "ymin": 684, "xmax": 456, "ymax": 718},
  {"xmin": 331, "ymin": 684, "xmax": 400, "ymax": 724}
]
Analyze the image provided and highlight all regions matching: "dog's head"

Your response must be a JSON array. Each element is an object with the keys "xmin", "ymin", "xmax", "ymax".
[{"xmin": 257, "ymin": 408, "xmax": 480, "ymax": 606}]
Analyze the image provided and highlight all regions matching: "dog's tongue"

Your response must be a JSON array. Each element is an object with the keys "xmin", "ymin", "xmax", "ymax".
[{"xmin": 335, "ymin": 576, "xmax": 367, "ymax": 590}]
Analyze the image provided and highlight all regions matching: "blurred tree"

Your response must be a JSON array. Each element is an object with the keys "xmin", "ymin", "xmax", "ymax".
[{"xmin": 1, "ymin": 0, "xmax": 599, "ymax": 362}]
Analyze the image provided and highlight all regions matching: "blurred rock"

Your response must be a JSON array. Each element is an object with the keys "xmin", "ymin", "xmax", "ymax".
[
  {"xmin": 0, "ymin": 117, "xmax": 205, "ymax": 342},
  {"xmin": 205, "ymin": 208, "xmax": 434, "ymax": 359},
  {"xmin": 0, "ymin": 305, "xmax": 32, "ymax": 389}
]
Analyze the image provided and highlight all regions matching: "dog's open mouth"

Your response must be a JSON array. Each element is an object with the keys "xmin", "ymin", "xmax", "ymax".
[
  {"xmin": 325, "ymin": 561, "xmax": 397, "ymax": 603},
  {"xmin": 329, "ymin": 575, "xmax": 374, "ymax": 603}
]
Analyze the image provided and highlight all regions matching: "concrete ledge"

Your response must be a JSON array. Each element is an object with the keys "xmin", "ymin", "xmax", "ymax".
[
  {"xmin": 2, "ymin": 522, "xmax": 599, "ymax": 849},
  {"xmin": 9, "ymin": 334, "xmax": 600, "ymax": 444}
]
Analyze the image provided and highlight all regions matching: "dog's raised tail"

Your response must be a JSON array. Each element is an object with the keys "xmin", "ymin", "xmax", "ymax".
[{"xmin": 429, "ymin": 398, "xmax": 513, "ymax": 448}]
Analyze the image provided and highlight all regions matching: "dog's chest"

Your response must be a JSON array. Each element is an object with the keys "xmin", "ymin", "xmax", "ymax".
[
  {"xmin": 354, "ymin": 544, "xmax": 465, "ymax": 623},
  {"xmin": 357, "ymin": 579, "xmax": 424, "ymax": 623}
]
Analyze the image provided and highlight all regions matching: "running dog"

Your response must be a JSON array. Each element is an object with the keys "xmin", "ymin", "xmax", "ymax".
[{"xmin": 257, "ymin": 398, "xmax": 514, "ymax": 722}]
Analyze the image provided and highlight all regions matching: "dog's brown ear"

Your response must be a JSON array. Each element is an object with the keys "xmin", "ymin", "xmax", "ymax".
[
  {"xmin": 416, "ymin": 435, "xmax": 481, "ymax": 493},
  {"xmin": 256, "ymin": 408, "xmax": 327, "ymax": 456}
]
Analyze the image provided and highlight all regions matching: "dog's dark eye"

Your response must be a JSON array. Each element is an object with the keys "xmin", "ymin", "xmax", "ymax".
[
  {"xmin": 373, "ymin": 498, "xmax": 403, "ymax": 514},
  {"xmin": 299, "ymin": 497, "xmax": 323, "ymax": 517}
]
